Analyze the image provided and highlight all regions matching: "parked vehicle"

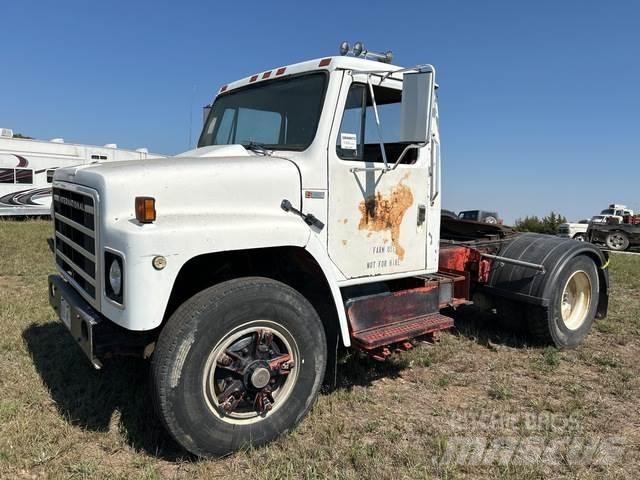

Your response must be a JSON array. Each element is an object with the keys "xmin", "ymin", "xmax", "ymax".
[
  {"xmin": 558, "ymin": 220, "xmax": 589, "ymax": 241},
  {"xmin": 602, "ymin": 204, "xmax": 633, "ymax": 217},
  {"xmin": 0, "ymin": 128, "xmax": 161, "ymax": 216},
  {"xmin": 458, "ymin": 209, "xmax": 501, "ymax": 224},
  {"xmin": 588, "ymin": 213, "xmax": 640, "ymax": 251},
  {"xmin": 592, "ymin": 204, "xmax": 634, "ymax": 225},
  {"xmin": 47, "ymin": 43, "xmax": 609, "ymax": 457}
]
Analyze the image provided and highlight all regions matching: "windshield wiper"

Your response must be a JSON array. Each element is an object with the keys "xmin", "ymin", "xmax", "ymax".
[{"xmin": 243, "ymin": 142, "xmax": 272, "ymax": 156}]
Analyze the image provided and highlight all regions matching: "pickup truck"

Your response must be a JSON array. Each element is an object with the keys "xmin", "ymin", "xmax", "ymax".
[{"xmin": 558, "ymin": 221, "xmax": 589, "ymax": 241}]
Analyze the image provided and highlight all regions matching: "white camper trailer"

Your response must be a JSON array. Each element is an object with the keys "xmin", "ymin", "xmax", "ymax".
[{"xmin": 0, "ymin": 128, "xmax": 162, "ymax": 216}]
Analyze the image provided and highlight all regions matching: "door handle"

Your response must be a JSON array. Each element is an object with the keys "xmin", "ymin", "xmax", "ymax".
[{"xmin": 417, "ymin": 204, "xmax": 426, "ymax": 225}]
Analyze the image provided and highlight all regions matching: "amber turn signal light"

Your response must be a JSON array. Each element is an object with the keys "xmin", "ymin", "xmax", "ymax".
[{"xmin": 135, "ymin": 197, "xmax": 156, "ymax": 223}]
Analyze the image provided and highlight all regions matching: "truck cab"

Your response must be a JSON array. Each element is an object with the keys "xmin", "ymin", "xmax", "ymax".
[
  {"xmin": 47, "ymin": 44, "xmax": 609, "ymax": 457},
  {"xmin": 599, "ymin": 204, "xmax": 634, "ymax": 223}
]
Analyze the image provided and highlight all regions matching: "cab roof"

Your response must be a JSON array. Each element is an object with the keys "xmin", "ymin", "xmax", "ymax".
[{"xmin": 217, "ymin": 56, "xmax": 405, "ymax": 96}]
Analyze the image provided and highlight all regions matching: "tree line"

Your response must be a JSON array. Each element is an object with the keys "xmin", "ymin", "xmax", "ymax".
[{"xmin": 514, "ymin": 211, "xmax": 568, "ymax": 235}]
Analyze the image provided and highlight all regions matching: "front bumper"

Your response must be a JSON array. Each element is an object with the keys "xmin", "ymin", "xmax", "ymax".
[
  {"xmin": 48, "ymin": 274, "xmax": 104, "ymax": 369},
  {"xmin": 48, "ymin": 275, "xmax": 148, "ymax": 369}
]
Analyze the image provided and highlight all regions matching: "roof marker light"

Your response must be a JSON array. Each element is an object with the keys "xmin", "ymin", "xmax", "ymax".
[
  {"xmin": 275, "ymin": 67, "xmax": 286, "ymax": 76},
  {"xmin": 220, "ymin": 85, "xmax": 228, "ymax": 92},
  {"xmin": 249, "ymin": 75, "xmax": 258, "ymax": 82},
  {"xmin": 262, "ymin": 71, "xmax": 271, "ymax": 79},
  {"xmin": 318, "ymin": 58, "xmax": 331, "ymax": 67}
]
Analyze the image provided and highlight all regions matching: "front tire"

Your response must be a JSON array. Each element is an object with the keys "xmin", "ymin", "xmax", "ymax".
[
  {"xmin": 151, "ymin": 277, "xmax": 327, "ymax": 457},
  {"xmin": 527, "ymin": 255, "xmax": 599, "ymax": 348}
]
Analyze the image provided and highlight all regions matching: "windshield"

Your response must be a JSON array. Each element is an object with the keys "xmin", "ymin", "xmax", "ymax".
[
  {"xmin": 198, "ymin": 73, "xmax": 328, "ymax": 151},
  {"xmin": 600, "ymin": 209, "xmax": 616, "ymax": 215}
]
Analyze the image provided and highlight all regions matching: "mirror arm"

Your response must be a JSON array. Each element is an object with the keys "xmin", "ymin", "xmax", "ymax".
[
  {"xmin": 387, "ymin": 141, "xmax": 428, "ymax": 171},
  {"xmin": 366, "ymin": 75, "xmax": 389, "ymax": 170},
  {"xmin": 349, "ymin": 141, "xmax": 427, "ymax": 173}
]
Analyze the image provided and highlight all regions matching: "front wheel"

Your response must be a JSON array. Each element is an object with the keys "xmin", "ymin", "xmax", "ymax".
[
  {"xmin": 527, "ymin": 255, "xmax": 599, "ymax": 348},
  {"xmin": 151, "ymin": 277, "xmax": 327, "ymax": 457},
  {"xmin": 605, "ymin": 231, "xmax": 629, "ymax": 251},
  {"xmin": 573, "ymin": 233, "xmax": 586, "ymax": 242}
]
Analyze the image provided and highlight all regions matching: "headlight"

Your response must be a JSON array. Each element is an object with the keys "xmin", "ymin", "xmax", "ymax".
[
  {"xmin": 105, "ymin": 252, "xmax": 124, "ymax": 304},
  {"xmin": 109, "ymin": 259, "xmax": 122, "ymax": 296}
]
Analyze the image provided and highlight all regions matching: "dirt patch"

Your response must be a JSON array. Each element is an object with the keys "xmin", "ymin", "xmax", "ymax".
[{"xmin": 358, "ymin": 179, "xmax": 414, "ymax": 260}]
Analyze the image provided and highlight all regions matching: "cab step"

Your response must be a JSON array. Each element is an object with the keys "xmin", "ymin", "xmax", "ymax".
[
  {"xmin": 344, "ymin": 279, "xmax": 458, "ymax": 360},
  {"xmin": 351, "ymin": 312, "xmax": 454, "ymax": 350}
]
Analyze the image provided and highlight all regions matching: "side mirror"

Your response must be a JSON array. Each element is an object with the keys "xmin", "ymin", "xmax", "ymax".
[
  {"xmin": 202, "ymin": 105, "xmax": 212, "ymax": 125},
  {"xmin": 400, "ymin": 70, "xmax": 434, "ymax": 144}
]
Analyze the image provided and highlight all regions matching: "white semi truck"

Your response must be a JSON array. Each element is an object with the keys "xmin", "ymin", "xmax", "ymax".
[{"xmin": 47, "ymin": 43, "xmax": 609, "ymax": 457}]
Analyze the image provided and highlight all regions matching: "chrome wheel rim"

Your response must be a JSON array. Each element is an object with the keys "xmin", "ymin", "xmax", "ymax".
[
  {"xmin": 560, "ymin": 271, "xmax": 592, "ymax": 330},
  {"xmin": 202, "ymin": 320, "xmax": 299, "ymax": 425}
]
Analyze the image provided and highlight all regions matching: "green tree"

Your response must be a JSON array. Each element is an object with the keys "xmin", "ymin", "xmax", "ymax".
[
  {"xmin": 514, "ymin": 211, "xmax": 568, "ymax": 234},
  {"xmin": 514, "ymin": 215, "xmax": 545, "ymax": 233},
  {"xmin": 12, "ymin": 133, "xmax": 33, "ymax": 139},
  {"xmin": 541, "ymin": 211, "xmax": 567, "ymax": 235}
]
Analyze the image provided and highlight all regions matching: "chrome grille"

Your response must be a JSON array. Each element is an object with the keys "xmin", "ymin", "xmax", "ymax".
[{"xmin": 53, "ymin": 186, "xmax": 99, "ymax": 306}]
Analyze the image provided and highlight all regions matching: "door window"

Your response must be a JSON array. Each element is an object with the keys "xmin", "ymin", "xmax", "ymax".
[{"xmin": 336, "ymin": 83, "xmax": 417, "ymax": 164}]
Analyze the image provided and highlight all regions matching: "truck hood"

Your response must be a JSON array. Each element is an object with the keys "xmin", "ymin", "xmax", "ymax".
[{"xmin": 53, "ymin": 146, "xmax": 302, "ymax": 221}]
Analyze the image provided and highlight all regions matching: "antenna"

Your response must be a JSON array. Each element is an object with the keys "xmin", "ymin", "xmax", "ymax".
[
  {"xmin": 188, "ymin": 84, "xmax": 196, "ymax": 150},
  {"xmin": 339, "ymin": 41, "xmax": 393, "ymax": 63}
]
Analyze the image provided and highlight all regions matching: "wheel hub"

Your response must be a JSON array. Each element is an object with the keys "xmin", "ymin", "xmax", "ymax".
[
  {"xmin": 560, "ymin": 270, "xmax": 592, "ymax": 330},
  {"xmin": 202, "ymin": 323, "xmax": 298, "ymax": 424},
  {"xmin": 248, "ymin": 363, "xmax": 272, "ymax": 389}
]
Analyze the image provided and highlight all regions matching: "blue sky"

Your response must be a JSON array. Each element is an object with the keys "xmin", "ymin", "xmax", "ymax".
[{"xmin": 1, "ymin": 0, "xmax": 638, "ymax": 223}]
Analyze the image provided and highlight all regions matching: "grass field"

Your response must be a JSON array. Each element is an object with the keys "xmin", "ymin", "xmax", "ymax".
[{"xmin": 1, "ymin": 220, "xmax": 639, "ymax": 479}]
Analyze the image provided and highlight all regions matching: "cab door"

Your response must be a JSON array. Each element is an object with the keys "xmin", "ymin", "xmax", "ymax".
[{"xmin": 327, "ymin": 72, "xmax": 432, "ymax": 280}]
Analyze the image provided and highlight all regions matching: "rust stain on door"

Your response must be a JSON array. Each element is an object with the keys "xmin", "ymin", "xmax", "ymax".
[{"xmin": 358, "ymin": 178, "xmax": 414, "ymax": 260}]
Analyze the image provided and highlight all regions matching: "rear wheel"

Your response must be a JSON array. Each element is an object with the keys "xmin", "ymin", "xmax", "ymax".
[
  {"xmin": 605, "ymin": 231, "xmax": 629, "ymax": 251},
  {"xmin": 528, "ymin": 255, "xmax": 599, "ymax": 348},
  {"xmin": 151, "ymin": 277, "xmax": 327, "ymax": 457}
]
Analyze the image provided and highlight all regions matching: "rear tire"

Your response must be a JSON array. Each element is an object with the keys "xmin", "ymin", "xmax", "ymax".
[
  {"xmin": 605, "ymin": 231, "xmax": 629, "ymax": 251},
  {"xmin": 151, "ymin": 277, "xmax": 327, "ymax": 457},
  {"xmin": 527, "ymin": 255, "xmax": 599, "ymax": 348}
]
